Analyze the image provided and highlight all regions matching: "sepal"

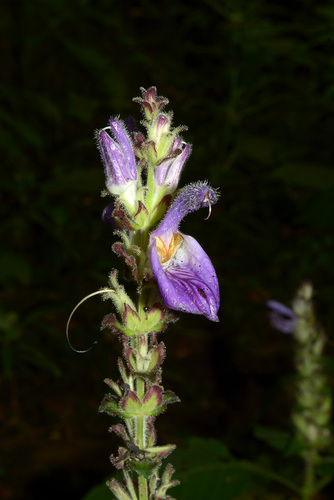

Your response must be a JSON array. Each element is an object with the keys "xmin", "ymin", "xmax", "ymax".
[
  {"xmin": 133, "ymin": 200, "xmax": 150, "ymax": 227},
  {"xmin": 99, "ymin": 394, "xmax": 129, "ymax": 419},
  {"xmin": 109, "ymin": 423, "xmax": 130, "ymax": 442},
  {"xmin": 112, "ymin": 204, "xmax": 141, "ymax": 231},
  {"xmin": 104, "ymin": 378, "xmax": 123, "ymax": 397},
  {"xmin": 112, "ymin": 241, "xmax": 139, "ymax": 282},
  {"xmin": 133, "ymin": 86, "xmax": 169, "ymax": 121},
  {"xmin": 124, "ymin": 341, "xmax": 165, "ymax": 373},
  {"xmin": 102, "ymin": 301, "xmax": 178, "ymax": 338},
  {"xmin": 106, "ymin": 478, "xmax": 132, "ymax": 500},
  {"xmin": 149, "ymin": 463, "xmax": 179, "ymax": 499},
  {"xmin": 145, "ymin": 444, "xmax": 176, "ymax": 462},
  {"xmin": 149, "ymin": 195, "xmax": 172, "ymax": 227},
  {"xmin": 128, "ymin": 459, "xmax": 157, "ymax": 479}
]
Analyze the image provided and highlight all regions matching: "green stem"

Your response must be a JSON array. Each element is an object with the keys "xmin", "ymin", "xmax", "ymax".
[
  {"xmin": 301, "ymin": 451, "xmax": 316, "ymax": 500},
  {"xmin": 138, "ymin": 475, "xmax": 148, "ymax": 500},
  {"xmin": 130, "ymin": 333, "xmax": 149, "ymax": 500}
]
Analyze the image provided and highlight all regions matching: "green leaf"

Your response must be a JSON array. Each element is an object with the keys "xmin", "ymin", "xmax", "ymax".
[
  {"xmin": 168, "ymin": 437, "xmax": 245, "ymax": 500},
  {"xmin": 129, "ymin": 459, "xmax": 157, "ymax": 479},
  {"xmin": 82, "ymin": 482, "xmax": 111, "ymax": 500},
  {"xmin": 254, "ymin": 425, "xmax": 292, "ymax": 451}
]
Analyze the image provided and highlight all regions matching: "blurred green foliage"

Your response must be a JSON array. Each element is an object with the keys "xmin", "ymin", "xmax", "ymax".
[{"xmin": 1, "ymin": 0, "xmax": 334, "ymax": 498}]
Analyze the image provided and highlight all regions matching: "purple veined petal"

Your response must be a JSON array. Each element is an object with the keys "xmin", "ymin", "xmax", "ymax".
[
  {"xmin": 98, "ymin": 130, "xmax": 129, "ymax": 187},
  {"xmin": 266, "ymin": 300, "xmax": 297, "ymax": 334},
  {"xmin": 109, "ymin": 119, "xmax": 137, "ymax": 180},
  {"xmin": 154, "ymin": 143, "xmax": 191, "ymax": 193},
  {"xmin": 164, "ymin": 143, "xmax": 191, "ymax": 189},
  {"xmin": 97, "ymin": 119, "xmax": 138, "ymax": 201},
  {"xmin": 149, "ymin": 231, "xmax": 219, "ymax": 321},
  {"xmin": 154, "ymin": 158, "xmax": 174, "ymax": 186}
]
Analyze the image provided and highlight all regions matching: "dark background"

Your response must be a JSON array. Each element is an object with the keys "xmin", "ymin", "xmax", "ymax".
[{"xmin": 1, "ymin": 0, "xmax": 334, "ymax": 498}]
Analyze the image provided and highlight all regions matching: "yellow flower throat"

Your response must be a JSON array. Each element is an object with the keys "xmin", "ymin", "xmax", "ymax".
[{"xmin": 155, "ymin": 233, "xmax": 183, "ymax": 264}]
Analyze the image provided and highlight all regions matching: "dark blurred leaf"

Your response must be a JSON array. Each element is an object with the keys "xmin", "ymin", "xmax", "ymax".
[
  {"xmin": 82, "ymin": 482, "xmax": 111, "ymax": 500},
  {"xmin": 254, "ymin": 425, "xmax": 292, "ymax": 451},
  {"xmin": 169, "ymin": 437, "xmax": 252, "ymax": 500},
  {"xmin": 317, "ymin": 456, "xmax": 334, "ymax": 477}
]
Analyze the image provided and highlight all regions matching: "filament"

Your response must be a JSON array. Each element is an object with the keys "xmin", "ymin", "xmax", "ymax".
[
  {"xmin": 204, "ymin": 201, "xmax": 212, "ymax": 220},
  {"xmin": 66, "ymin": 289, "xmax": 116, "ymax": 353}
]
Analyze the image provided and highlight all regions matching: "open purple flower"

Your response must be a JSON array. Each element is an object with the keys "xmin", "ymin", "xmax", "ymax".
[
  {"xmin": 97, "ymin": 119, "xmax": 138, "ymax": 208},
  {"xmin": 148, "ymin": 182, "xmax": 220, "ymax": 321},
  {"xmin": 266, "ymin": 300, "xmax": 297, "ymax": 334}
]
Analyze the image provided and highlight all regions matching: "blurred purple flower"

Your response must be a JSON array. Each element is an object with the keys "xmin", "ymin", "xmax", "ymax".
[
  {"xmin": 97, "ymin": 119, "xmax": 137, "ymax": 198},
  {"xmin": 102, "ymin": 202, "xmax": 115, "ymax": 226},
  {"xmin": 148, "ymin": 182, "xmax": 220, "ymax": 321},
  {"xmin": 266, "ymin": 300, "xmax": 297, "ymax": 334}
]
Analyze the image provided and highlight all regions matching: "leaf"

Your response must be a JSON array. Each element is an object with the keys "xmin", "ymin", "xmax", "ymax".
[
  {"xmin": 316, "ymin": 455, "xmax": 334, "ymax": 477},
  {"xmin": 82, "ymin": 482, "xmax": 113, "ymax": 500},
  {"xmin": 168, "ymin": 437, "xmax": 248, "ymax": 500},
  {"xmin": 254, "ymin": 425, "xmax": 292, "ymax": 452}
]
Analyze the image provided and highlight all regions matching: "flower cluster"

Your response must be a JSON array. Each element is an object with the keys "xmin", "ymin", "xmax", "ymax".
[{"xmin": 96, "ymin": 87, "xmax": 220, "ymax": 326}]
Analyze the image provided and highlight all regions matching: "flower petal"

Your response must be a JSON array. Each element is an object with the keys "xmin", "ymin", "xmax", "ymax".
[
  {"xmin": 149, "ymin": 232, "xmax": 219, "ymax": 321},
  {"xmin": 109, "ymin": 119, "xmax": 137, "ymax": 179}
]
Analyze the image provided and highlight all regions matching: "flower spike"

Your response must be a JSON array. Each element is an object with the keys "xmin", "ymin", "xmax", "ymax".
[{"xmin": 71, "ymin": 88, "xmax": 221, "ymax": 499}]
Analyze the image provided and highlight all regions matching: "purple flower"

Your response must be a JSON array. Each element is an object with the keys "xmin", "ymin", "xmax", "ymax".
[
  {"xmin": 266, "ymin": 300, "xmax": 297, "ymax": 334},
  {"xmin": 148, "ymin": 182, "xmax": 220, "ymax": 321},
  {"xmin": 154, "ymin": 138, "xmax": 191, "ymax": 195},
  {"xmin": 97, "ymin": 119, "xmax": 138, "ymax": 204}
]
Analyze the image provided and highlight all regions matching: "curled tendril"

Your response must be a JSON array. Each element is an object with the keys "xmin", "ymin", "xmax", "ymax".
[{"xmin": 66, "ymin": 289, "xmax": 116, "ymax": 353}]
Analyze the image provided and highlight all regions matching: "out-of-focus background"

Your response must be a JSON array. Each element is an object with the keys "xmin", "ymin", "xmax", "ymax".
[{"xmin": 1, "ymin": 1, "xmax": 334, "ymax": 499}]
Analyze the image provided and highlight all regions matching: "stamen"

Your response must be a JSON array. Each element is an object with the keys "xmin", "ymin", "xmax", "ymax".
[
  {"xmin": 204, "ymin": 201, "xmax": 211, "ymax": 220},
  {"xmin": 66, "ymin": 289, "xmax": 116, "ymax": 353}
]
